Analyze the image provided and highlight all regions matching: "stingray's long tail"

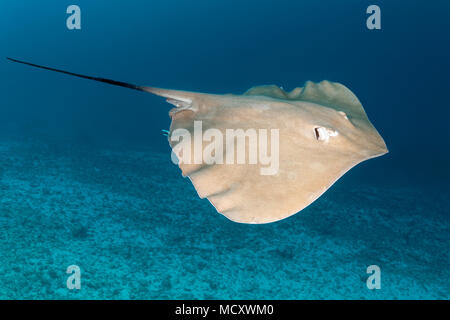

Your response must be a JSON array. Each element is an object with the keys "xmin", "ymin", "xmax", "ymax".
[
  {"xmin": 7, "ymin": 57, "xmax": 201, "ymax": 104},
  {"xmin": 6, "ymin": 57, "xmax": 147, "ymax": 92}
]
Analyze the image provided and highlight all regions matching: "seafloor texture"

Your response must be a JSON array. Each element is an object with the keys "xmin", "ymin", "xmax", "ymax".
[{"xmin": 0, "ymin": 136, "xmax": 448, "ymax": 299}]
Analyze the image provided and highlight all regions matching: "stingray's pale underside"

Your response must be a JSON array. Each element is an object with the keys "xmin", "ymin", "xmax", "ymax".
[{"xmin": 7, "ymin": 58, "xmax": 388, "ymax": 224}]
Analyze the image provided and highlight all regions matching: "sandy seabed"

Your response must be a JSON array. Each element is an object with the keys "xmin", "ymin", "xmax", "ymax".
[{"xmin": 0, "ymin": 136, "xmax": 448, "ymax": 299}]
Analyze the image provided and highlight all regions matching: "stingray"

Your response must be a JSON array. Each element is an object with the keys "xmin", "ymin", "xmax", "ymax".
[{"xmin": 7, "ymin": 57, "xmax": 388, "ymax": 224}]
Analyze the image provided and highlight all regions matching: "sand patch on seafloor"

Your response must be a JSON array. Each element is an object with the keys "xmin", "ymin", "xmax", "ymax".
[{"xmin": 0, "ymin": 137, "xmax": 448, "ymax": 299}]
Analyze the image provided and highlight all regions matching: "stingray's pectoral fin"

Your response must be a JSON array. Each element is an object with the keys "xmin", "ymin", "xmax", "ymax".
[{"xmin": 6, "ymin": 57, "xmax": 203, "ymax": 107}]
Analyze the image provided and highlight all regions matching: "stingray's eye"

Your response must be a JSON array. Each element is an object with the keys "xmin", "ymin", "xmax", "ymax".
[{"xmin": 314, "ymin": 127, "xmax": 338, "ymax": 142}]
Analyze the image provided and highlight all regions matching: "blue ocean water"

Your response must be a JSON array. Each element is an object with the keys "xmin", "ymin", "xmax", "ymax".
[{"xmin": 0, "ymin": 0, "xmax": 449, "ymax": 299}]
